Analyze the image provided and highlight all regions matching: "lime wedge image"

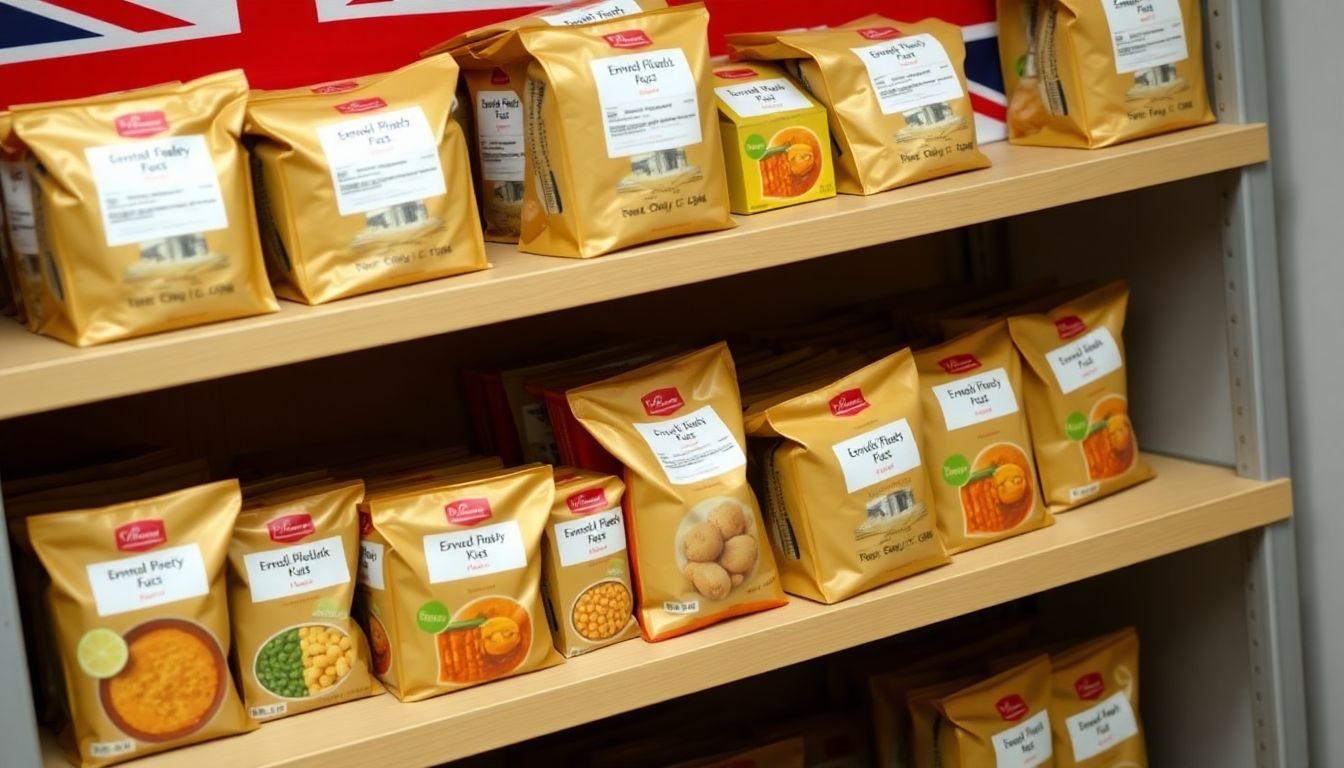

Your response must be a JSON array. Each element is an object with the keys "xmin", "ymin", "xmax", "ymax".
[{"xmin": 77, "ymin": 628, "xmax": 128, "ymax": 679}]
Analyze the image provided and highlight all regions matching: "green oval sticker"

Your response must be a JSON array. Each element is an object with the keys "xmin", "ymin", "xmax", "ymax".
[
  {"xmin": 1065, "ymin": 411, "xmax": 1089, "ymax": 441},
  {"xmin": 745, "ymin": 134, "xmax": 768, "ymax": 160},
  {"xmin": 416, "ymin": 600, "xmax": 450, "ymax": 634},
  {"xmin": 942, "ymin": 454, "xmax": 971, "ymax": 487}
]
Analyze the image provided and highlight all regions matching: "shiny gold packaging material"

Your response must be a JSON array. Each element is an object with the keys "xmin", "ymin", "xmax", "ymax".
[
  {"xmin": 906, "ymin": 675, "xmax": 979, "ymax": 768},
  {"xmin": 998, "ymin": 0, "xmax": 1214, "ymax": 148},
  {"xmin": 483, "ymin": 3, "xmax": 734, "ymax": 258},
  {"xmin": 1008, "ymin": 281, "xmax": 1153, "ymax": 509},
  {"xmin": 431, "ymin": 0, "xmax": 668, "ymax": 242},
  {"xmin": 227, "ymin": 481, "xmax": 380, "ymax": 722},
  {"xmin": 357, "ymin": 465, "xmax": 563, "ymax": 701},
  {"xmin": 568, "ymin": 343, "xmax": 787, "ymax": 641},
  {"xmin": 728, "ymin": 17, "xmax": 990, "ymax": 195},
  {"xmin": 935, "ymin": 656, "xmax": 1057, "ymax": 767},
  {"xmin": 244, "ymin": 55, "xmax": 487, "ymax": 304},
  {"xmin": 26, "ymin": 481, "xmax": 254, "ymax": 767},
  {"xmin": 11, "ymin": 71, "xmax": 278, "ymax": 346},
  {"xmin": 542, "ymin": 468, "xmax": 639, "ymax": 656},
  {"xmin": 1050, "ymin": 628, "xmax": 1147, "ymax": 767},
  {"xmin": 914, "ymin": 322, "xmax": 1052, "ymax": 553}
]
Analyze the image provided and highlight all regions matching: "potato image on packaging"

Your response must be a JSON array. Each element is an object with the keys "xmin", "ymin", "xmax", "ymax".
[
  {"xmin": 1083, "ymin": 396, "xmax": 1136, "ymax": 480},
  {"xmin": 959, "ymin": 443, "xmax": 1035, "ymax": 536},
  {"xmin": 676, "ymin": 498, "xmax": 759, "ymax": 601},
  {"xmin": 437, "ymin": 596, "xmax": 532, "ymax": 684}
]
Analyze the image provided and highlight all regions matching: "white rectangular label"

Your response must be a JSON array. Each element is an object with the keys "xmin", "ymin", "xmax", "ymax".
[
  {"xmin": 992, "ymin": 709, "xmax": 1053, "ymax": 768},
  {"xmin": 85, "ymin": 135, "xmax": 228, "ymax": 247},
  {"xmin": 316, "ymin": 105, "xmax": 446, "ymax": 216},
  {"xmin": 249, "ymin": 702, "xmax": 288, "ymax": 720},
  {"xmin": 86, "ymin": 543, "xmax": 209, "ymax": 617},
  {"xmin": 555, "ymin": 508, "xmax": 626, "ymax": 567},
  {"xmin": 933, "ymin": 367, "xmax": 1021, "ymax": 431},
  {"xmin": 358, "ymin": 540, "xmax": 385, "ymax": 589},
  {"xmin": 243, "ymin": 535, "xmax": 350, "ymax": 603},
  {"xmin": 589, "ymin": 48, "xmax": 702, "ymax": 159},
  {"xmin": 0, "ymin": 159, "xmax": 38, "ymax": 254},
  {"xmin": 1065, "ymin": 691, "xmax": 1141, "ymax": 761},
  {"xmin": 714, "ymin": 78, "xmax": 813, "ymax": 117},
  {"xmin": 1101, "ymin": 0, "xmax": 1189, "ymax": 74},
  {"xmin": 1070, "ymin": 482, "xmax": 1102, "ymax": 501},
  {"xmin": 476, "ymin": 90, "xmax": 524, "ymax": 182},
  {"xmin": 634, "ymin": 405, "xmax": 747, "ymax": 485},
  {"xmin": 851, "ymin": 33, "xmax": 964, "ymax": 116},
  {"xmin": 89, "ymin": 740, "xmax": 135, "ymax": 759},
  {"xmin": 1046, "ymin": 327, "xmax": 1124, "ymax": 394},
  {"xmin": 663, "ymin": 599, "xmax": 699, "ymax": 614},
  {"xmin": 538, "ymin": 0, "xmax": 642, "ymax": 25},
  {"xmin": 831, "ymin": 418, "xmax": 923, "ymax": 494},
  {"xmin": 424, "ymin": 520, "xmax": 526, "ymax": 583}
]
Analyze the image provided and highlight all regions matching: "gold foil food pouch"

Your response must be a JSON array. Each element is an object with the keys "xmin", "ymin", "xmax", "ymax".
[
  {"xmin": 1008, "ymin": 281, "xmax": 1152, "ymax": 509},
  {"xmin": 244, "ymin": 55, "xmax": 487, "ymax": 304},
  {"xmin": 227, "ymin": 481, "xmax": 379, "ymax": 721},
  {"xmin": 489, "ymin": 3, "xmax": 734, "ymax": 258},
  {"xmin": 26, "ymin": 481, "xmax": 253, "ymax": 767},
  {"xmin": 744, "ymin": 349, "xmax": 949, "ymax": 604},
  {"xmin": 1050, "ymin": 628, "xmax": 1146, "ymax": 767},
  {"xmin": 358, "ymin": 465, "xmax": 562, "ymax": 701},
  {"xmin": 915, "ymin": 322, "xmax": 1052, "ymax": 553},
  {"xmin": 12, "ymin": 71, "xmax": 277, "ymax": 346},
  {"xmin": 543, "ymin": 468, "xmax": 639, "ymax": 656},
  {"xmin": 728, "ymin": 18, "xmax": 990, "ymax": 196},
  {"xmin": 938, "ymin": 655, "xmax": 1056, "ymax": 767},
  {"xmin": 568, "ymin": 343, "xmax": 787, "ymax": 641},
  {"xmin": 998, "ymin": 0, "xmax": 1214, "ymax": 148}
]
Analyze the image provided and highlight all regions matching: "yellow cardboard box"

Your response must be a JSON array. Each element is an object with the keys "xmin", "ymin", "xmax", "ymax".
[{"xmin": 711, "ymin": 62, "xmax": 835, "ymax": 214}]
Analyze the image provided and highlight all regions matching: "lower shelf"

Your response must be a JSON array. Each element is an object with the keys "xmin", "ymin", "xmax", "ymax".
[{"xmin": 42, "ymin": 454, "xmax": 1291, "ymax": 767}]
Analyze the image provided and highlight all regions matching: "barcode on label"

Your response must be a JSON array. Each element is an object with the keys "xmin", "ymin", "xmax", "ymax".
[{"xmin": 664, "ymin": 600, "xmax": 699, "ymax": 614}]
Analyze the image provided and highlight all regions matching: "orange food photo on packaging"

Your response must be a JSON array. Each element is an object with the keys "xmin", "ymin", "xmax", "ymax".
[
  {"xmin": 1084, "ymin": 396, "xmax": 1136, "ymax": 480},
  {"xmin": 961, "ymin": 443, "xmax": 1036, "ymax": 535},
  {"xmin": 572, "ymin": 580, "xmax": 633, "ymax": 641},
  {"xmin": 759, "ymin": 127, "xmax": 823, "ymax": 199},
  {"xmin": 437, "ymin": 596, "xmax": 532, "ymax": 684},
  {"xmin": 101, "ymin": 619, "xmax": 226, "ymax": 742}
]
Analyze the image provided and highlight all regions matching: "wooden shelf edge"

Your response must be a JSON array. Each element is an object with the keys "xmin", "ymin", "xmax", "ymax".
[
  {"xmin": 1, "ymin": 123, "xmax": 1267, "ymax": 420},
  {"xmin": 41, "ymin": 455, "xmax": 1290, "ymax": 768}
]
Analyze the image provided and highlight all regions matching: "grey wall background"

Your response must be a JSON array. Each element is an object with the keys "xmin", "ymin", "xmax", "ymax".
[{"xmin": 1261, "ymin": 2, "xmax": 1344, "ymax": 764}]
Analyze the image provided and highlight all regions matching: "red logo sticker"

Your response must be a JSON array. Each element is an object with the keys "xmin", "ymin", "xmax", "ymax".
[
  {"xmin": 115, "ymin": 520, "xmax": 166, "ymax": 552},
  {"xmin": 445, "ymin": 498, "xmax": 492, "ymax": 525},
  {"xmin": 641, "ymin": 387, "xmax": 684, "ymax": 417},
  {"xmin": 996, "ymin": 694, "xmax": 1030, "ymax": 722},
  {"xmin": 335, "ymin": 97, "xmax": 387, "ymax": 114},
  {"xmin": 1055, "ymin": 315, "xmax": 1087, "ymax": 340},
  {"xmin": 114, "ymin": 111, "xmax": 168, "ymax": 138},
  {"xmin": 829, "ymin": 388, "xmax": 870, "ymax": 417},
  {"xmin": 566, "ymin": 488, "xmax": 609, "ymax": 515},
  {"xmin": 359, "ymin": 512, "xmax": 373, "ymax": 537},
  {"xmin": 603, "ymin": 30, "xmax": 653, "ymax": 49},
  {"xmin": 490, "ymin": 67, "xmax": 511, "ymax": 85},
  {"xmin": 938, "ymin": 354, "xmax": 983, "ymax": 374},
  {"xmin": 311, "ymin": 80, "xmax": 359, "ymax": 94},
  {"xmin": 267, "ymin": 514, "xmax": 316, "ymax": 544},
  {"xmin": 1075, "ymin": 672, "xmax": 1106, "ymax": 700},
  {"xmin": 714, "ymin": 68, "xmax": 758, "ymax": 80},
  {"xmin": 857, "ymin": 26, "xmax": 901, "ymax": 40}
]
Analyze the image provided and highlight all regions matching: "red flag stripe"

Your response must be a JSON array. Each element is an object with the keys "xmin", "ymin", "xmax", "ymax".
[{"xmin": 37, "ymin": 0, "xmax": 193, "ymax": 32}]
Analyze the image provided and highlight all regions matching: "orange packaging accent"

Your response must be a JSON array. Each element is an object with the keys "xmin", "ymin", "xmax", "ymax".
[
  {"xmin": 998, "ymin": 0, "xmax": 1214, "ymax": 148},
  {"xmin": 568, "ymin": 343, "xmax": 787, "ymax": 641},
  {"xmin": 744, "ymin": 349, "xmax": 949, "ymax": 604},
  {"xmin": 1009, "ymin": 281, "xmax": 1153, "ymax": 509},
  {"xmin": 1050, "ymin": 628, "xmax": 1147, "ymax": 767},
  {"xmin": 936, "ymin": 655, "xmax": 1057, "ymax": 767},
  {"xmin": 915, "ymin": 321, "xmax": 1053, "ymax": 552},
  {"xmin": 356, "ymin": 465, "xmax": 562, "ymax": 701},
  {"xmin": 26, "ymin": 481, "xmax": 254, "ymax": 767}
]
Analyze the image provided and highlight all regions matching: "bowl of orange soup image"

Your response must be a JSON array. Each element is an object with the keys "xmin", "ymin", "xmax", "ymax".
[{"xmin": 99, "ymin": 619, "xmax": 227, "ymax": 742}]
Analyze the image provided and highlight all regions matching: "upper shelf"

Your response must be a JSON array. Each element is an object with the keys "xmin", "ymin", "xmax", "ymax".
[{"xmin": 0, "ymin": 123, "xmax": 1267, "ymax": 420}]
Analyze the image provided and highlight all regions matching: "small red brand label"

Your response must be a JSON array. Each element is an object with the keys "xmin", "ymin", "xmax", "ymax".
[
  {"xmin": 311, "ymin": 80, "xmax": 359, "ymax": 94},
  {"xmin": 829, "ymin": 388, "xmax": 870, "ymax": 417},
  {"xmin": 603, "ymin": 30, "xmax": 652, "ymax": 49},
  {"xmin": 114, "ymin": 111, "xmax": 168, "ymax": 138},
  {"xmin": 641, "ymin": 387, "xmax": 684, "ymax": 417},
  {"xmin": 996, "ymin": 694, "xmax": 1030, "ymax": 722},
  {"xmin": 1055, "ymin": 315, "xmax": 1087, "ymax": 340},
  {"xmin": 359, "ymin": 512, "xmax": 373, "ymax": 537},
  {"xmin": 445, "ymin": 498, "xmax": 492, "ymax": 525},
  {"xmin": 267, "ymin": 514, "xmax": 316, "ymax": 544},
  {"xmin": 1075, "ymin": 672, "xmax": 1106, "ymax": 700},
  {"xmin": 938, "ymin": 354, "xmax": 983, "ymax": 374},
  {"xmin": 566, "ymin": 488, "xmax": 609, "ymax": 515},
  {"xmin": 335, "ymin": 97, "xmax": 387, "ymax": 114},
  {"xmin": 857, "ymin": 26, "xmax": 901, "ymax": 40},
  {"xmin": 714, "ymin": 67, "xmax": 758, "ymax": 80},
  {"xmin": 490, "ymin": 67, "xmax": 510, "ymax": 85},
  {"xmin": 115, "ymin": 520, "xmax": 166, "ymax": 552}
]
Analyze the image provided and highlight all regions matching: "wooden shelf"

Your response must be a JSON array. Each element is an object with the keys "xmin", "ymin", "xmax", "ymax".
[
  {"xmin": 0, "ymin": 123, "xmax": 1267, "ymax": 420},
  {"xmin": 41, "ymin": 454, "xmax": 1290, "ymax": 767}
]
